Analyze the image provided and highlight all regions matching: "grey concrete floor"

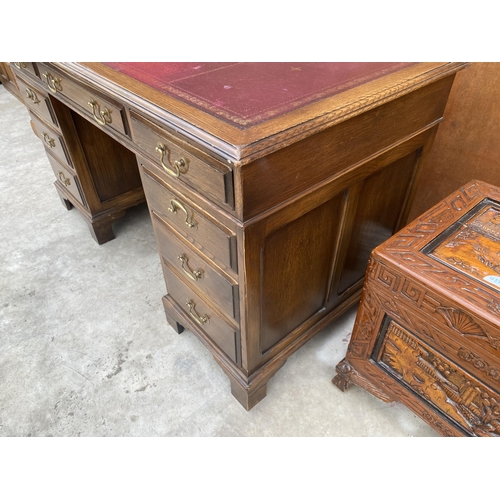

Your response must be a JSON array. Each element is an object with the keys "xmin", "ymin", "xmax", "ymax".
[{"xmin": 0, "ymin": 83, "xmax": 439, "ymax": 437}]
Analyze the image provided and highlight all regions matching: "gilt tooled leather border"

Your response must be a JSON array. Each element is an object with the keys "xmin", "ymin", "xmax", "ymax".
[{"xmin": 103, "ymin": 62, "xmax": 414, "ymax": 128}]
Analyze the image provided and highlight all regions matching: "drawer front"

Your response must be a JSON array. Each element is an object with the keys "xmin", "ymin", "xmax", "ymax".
[
  {"xmin": 30, "ymin": 113, "xmax": 71, "ymax": 166},
  {"xmin": 376, "ymin": 320, "xmax": 500, "ymax": 437},
  {"xmin": 155, "ymin": 219, "xmax": 239, "ymax": 321},
  {"xmin": 164, "ymin": 266, "xmax": 238, "ymax": 363},
  {"xmin": 47, "ymin": 153, "xmax": 85, "ymax": 206},
  {"xmin": 0, "ymin": 62, "xmax": 13, "ymax": 81},
  {"xmin": 11, "ymin": 62, "xmax": 38, "ymax": 79},
  {"xmin": 131, "ymin": 114, "xmax": 234, "ymax": 209},
  {"xmin": 16, "ymin": 77, "xmax": 57, "ymax": 127},
  {"xmin": 38, "ymin": 64, "xmax": 128, "ymax": 137},
  {"xmin": 142, "ymin": 167, "xmax": 237, "ymax": 272}
]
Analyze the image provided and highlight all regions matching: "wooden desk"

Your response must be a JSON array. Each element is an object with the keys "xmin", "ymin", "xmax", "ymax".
[{"xmin": 9, "ymin": 62, "xmax": 467, "ymax": 409}]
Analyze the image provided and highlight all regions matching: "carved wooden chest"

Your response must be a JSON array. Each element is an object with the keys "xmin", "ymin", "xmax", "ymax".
[{"xmin": 333, "ymin": 180, "xmax": 500, "ymax": 436}]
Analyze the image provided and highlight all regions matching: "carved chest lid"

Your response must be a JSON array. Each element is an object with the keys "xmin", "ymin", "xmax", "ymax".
[
  {"xmin": 375, "ymin": 181, "xmax": 500, "ymax": 324},
  {"xmin": 424, "ymin": 199, "xmax": 500, "ymax": 292}
]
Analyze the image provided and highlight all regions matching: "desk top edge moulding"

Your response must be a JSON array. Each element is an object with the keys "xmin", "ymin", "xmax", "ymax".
[
  {"xmin": 65, "ymin": 62, "xmax": 467, "ymax": 164},
  {"xmin": 9, "ymin": 62, "xmax": 468, "ymax": 409}
]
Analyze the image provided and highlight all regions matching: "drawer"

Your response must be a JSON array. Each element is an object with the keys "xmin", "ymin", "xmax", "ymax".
[
  {"xmin": 11, "ymin": 62, "xmax": 38, "ymax": 79},
  {"xmin": 0, "ymin": 63, "xmax": 12, "ymax": 81},
  {"xmin": 164, "ymin": 266, "xmax": 238, "ymax": 363},
  {"xmin": 376, "ymin": 320, "xmax": 500, "ymax": 437},
  {"xmin": 131, "ymin": 113, "xmax": 234, "ymax": 209},
  {"xmin": 155, "ymin": 219, "xmax": 239, "ymax": 321},
  {"xmin": 47, "ymin": 153, "xmax": 85, "ymax": 207},
  {"xmin": 30, "ymin": 112, "xmax": 71, "ymax": 166},
  {"xmin": 16, "ymin": 77, "xmax": 57, "ymax": 127},
  {"xmin": 142, "ymin": 166, "xmax": 237, "ymax": 272},
  {"xmin": 38, "ymin": 64, "xmax": 128, "ymax": 137}
]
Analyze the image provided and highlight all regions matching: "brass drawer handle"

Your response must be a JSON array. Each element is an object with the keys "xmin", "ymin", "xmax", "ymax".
[
  {"xmin": 58, "ymin": 171, "xmax": 71, "ymax": 186},
  {"xmin": 155, "ymin": 142, "xmax": 187, "ymax": 178},
  {"xmin": 88, "ymin": 99, "xmax": 112, "ymax": 126},
  {"xmin": 186, "ymin": 299, "xmax": 209, "ymax": 325},
  {"xmin": 13, "ymin": 62, "xmax": 26, "ymax": 69},
  {"xmin": 178, "ymin": 254, "xmax": 204, "ymax": 281},
  {"xmin": 42, "ymin": 132, "xmax": 55, "ymax": 148},
  {"xmin": 168, "ymin": 199, "xmax": 197, "ymax": 229},
  {"xmin": 42, "ymin": 72, "xmax": 62, "ymax": 94},
  {"xmin": 25, "ymin": 88, "xmax": 40, "ymax": 105}
]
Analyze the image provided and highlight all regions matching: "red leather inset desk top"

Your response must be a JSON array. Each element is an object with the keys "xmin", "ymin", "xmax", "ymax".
[{"xmin": 103, "ymin": 62, "xmax": 415, "ymax": 128}]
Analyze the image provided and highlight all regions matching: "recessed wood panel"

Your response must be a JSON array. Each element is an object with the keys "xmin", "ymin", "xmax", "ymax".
[
  {"xmin": 70, "ymin": 110, "xmax": 141, "ymax": 203},
  {"xmin": 260, "ymin": 194, "xmax": 344, "ymax": 352},
  {"xmin": 337, "ymin": 151, "xmax": 418, "ymax": 294}
]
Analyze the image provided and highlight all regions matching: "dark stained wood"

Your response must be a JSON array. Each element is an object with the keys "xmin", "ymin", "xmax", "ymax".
[
  {"xmin": 261, "ymin": 195, "xmax": 344, "ymax": 352},
  {"xmin": 15, "ymin": 75, "xmax": 58, "ymax": 127},
  {"xmin": 0, "ymin": 62, "xmax": 22, "ymax": 99},
  {"xmin": 239, "ymin": 76, "xmax": 454, "ymax": 220},
  {"xmin": 37, "ymin": 88, "xmax": 145, "ymax": 244},
  {"xmin": 141, "ymin": 164, "xmax": 237, "ymax": 273},
  {"xmin": 56, "ymin": 189, "xmax": 74, "ymax": 211},
  {"xmin": 131, "ymin": 112, "xmax": 234, "ymax": 211},
  {"xmin": 333, "ymin": 180, "xmax": 500, "ymax": 436},
  {"xmin": 84, "ymin": 210, "xmax": 126, "ymax": 245},
  {"xmin": 163, "ymin": 266, "xmax": 239, "ymax": 364},
  {"xmin": 46, "ymin": 153, "xmax": 86, "ymax": 207},
  {"xmin": 7, "ymin": 63, "xmax": 147, "ymax": 245},
  {"xmin": 10, "ymin": 62, "xmax": 39, "ymax": 80},
  {"xmin": 7, "ymin": 61, "xmax": 466, "ymax": 409},
  {"xmin": 37, "ymin": 62, "xmax": 129, "ymax": 138},
  {"xmin": 53, "ymin": 99, "xmax": 145, "ymax": 243},
  {"xmin": 30, "ymin": 112, "xmax": 72, "ymax": 166},
  {"xmin": 79, "ymin": 62, "xmax": 467, "ymax": 162},
  {"xmin": 154, "ymin": 217, "xmax": 239, "ymax": 322},
  {"xmin": 337, "ymin": 151, "xmax": 419, "ymax": 294},
  {"xmin": 237, "ymin": 128, "xmax": 439, "ymax": 379},
  {"xmin": 408, "ymin": 63, "xmax": 500, "ymax": 221},
  {"xmin": 69, "ymin": 110, "xmax": 141, "ymax": 202}
]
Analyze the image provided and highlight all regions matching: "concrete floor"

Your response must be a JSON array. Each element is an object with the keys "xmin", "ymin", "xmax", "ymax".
[{"xmin": 0, "ymin": 83, "xmax": 439, "ymax": 437}]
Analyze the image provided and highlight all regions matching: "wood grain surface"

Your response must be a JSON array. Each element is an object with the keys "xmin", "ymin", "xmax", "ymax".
[{"xmin": 408, "ymin": 63, "xmax": 500, "ymax": 221}]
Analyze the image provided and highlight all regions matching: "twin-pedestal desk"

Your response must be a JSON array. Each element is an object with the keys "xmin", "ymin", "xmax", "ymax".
[{"xmin": 5, "ymin": 62, "xmax": 466, "ymax": 409}]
